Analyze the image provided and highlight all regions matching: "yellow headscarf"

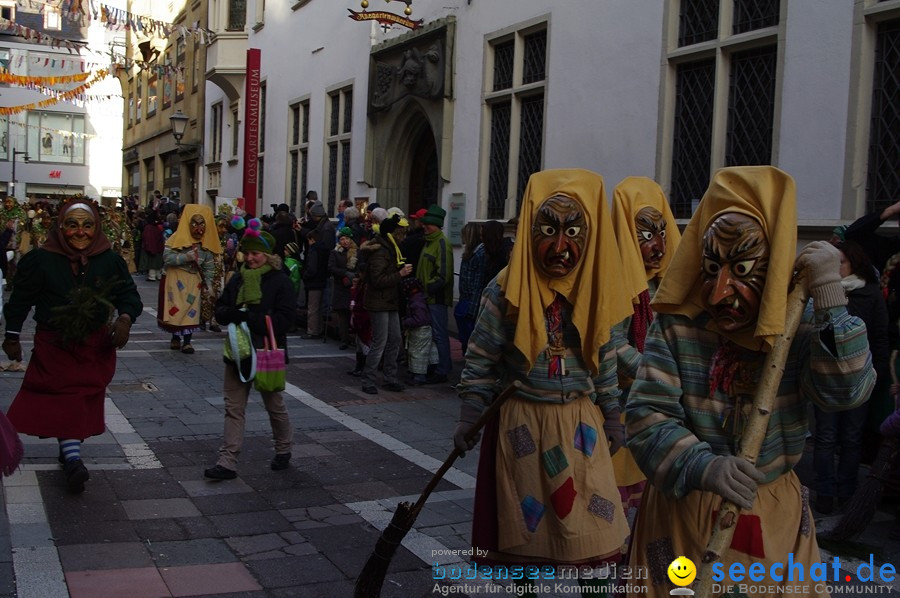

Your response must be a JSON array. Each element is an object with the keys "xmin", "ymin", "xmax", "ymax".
[
  {"xmin": 497, "ymin": 168, "xmax": 633, "ymax": 376},
  {"xmin": 651, "ymin": 166, "xmax": 797, "ymax": 352},
  {"xmin": 611, "ymin": 176, "xmax": 682, "ymax": 303},
  {"xmin": 165, "ymin": 204, "xmax": 223, "ymax": 254}
]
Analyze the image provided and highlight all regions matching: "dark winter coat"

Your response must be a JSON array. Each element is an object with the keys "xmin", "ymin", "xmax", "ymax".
[
  {"xmin": 402, "ymin": 291, "xmax": 431, "ymax": 329},
  {"xmin": 269, "ymin": 221, "xmax": 297, "ymax": 259},
  {"xmin": 142, "ymin": 223, "xmax": 164, "ymax": 255},
  {"xmin": 302, "ymin": 240, "xmax": 330, "ymax": 290},
  {"xmin": 328, "ymin": 243, "xmax": 358, "ymax": 312},
  {"xmin": 359, "ymin": 236, "xmax": 404, "ymax": 312},
  {"xmin": 399, "ymin": 227, "xmax": 426, "ymax": 273},
  {"xmin": 847, "ymin": 281, "xmax": 890, "ymax": 382},
  {"xmin": 215, "ymin": 261, "xmax": 295, "ymax": 363}
]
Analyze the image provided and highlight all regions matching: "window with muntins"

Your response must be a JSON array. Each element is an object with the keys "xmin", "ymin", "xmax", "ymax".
[
  {"xmin": 666, "ymin": 0, "xmax": 780, "ymax": 217},
  {"xmin": 483, "ymin": 22, "xmax": 547, "ymax": 220},
  {"xmin": 288, "ymin": 99, "xmax": 310, "ymax": 212},
  {"xmin": 866, "ymin": 17, "xmax": 900, "ymax": 215},
  {"xmin": 325, "ymin": 87, "xmax": 352, "ymax": 215}
]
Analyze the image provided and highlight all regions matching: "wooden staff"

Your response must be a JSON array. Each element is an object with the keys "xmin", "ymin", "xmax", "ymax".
[{"xmin": 694, "ymin": 277, "xmax": 809, "ymax": 597}]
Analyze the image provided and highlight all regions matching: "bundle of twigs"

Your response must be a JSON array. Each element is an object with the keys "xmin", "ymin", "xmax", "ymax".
[{"xmin": 354, "ymin": 380, "xmax": 522, "ymax": 598}]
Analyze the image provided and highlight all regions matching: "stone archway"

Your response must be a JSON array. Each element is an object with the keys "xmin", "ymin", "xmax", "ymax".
[
  {"xmin": 375, "ymin": 99, "xmax": 440, "ymax": 213},
  {"xmin": 407, "ymin": 119, "xmax": 438, "ymax": 214}
]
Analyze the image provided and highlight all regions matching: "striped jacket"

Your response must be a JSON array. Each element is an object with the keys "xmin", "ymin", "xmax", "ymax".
[
  {"xmin": 457, "ymin": 280, "xmax": 622, "ymax": 416},
  {"xmin": 625, "ymin": 305, "xmax": 876, "ymax": 499}
]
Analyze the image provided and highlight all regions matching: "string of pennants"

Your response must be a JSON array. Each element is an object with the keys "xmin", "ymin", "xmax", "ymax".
[
  {"xmin": 0, "ymin": 69, "xmax": 108, "ymax": 115},
  {"xmin": 1, "ymin": 117, "xmax": 100, "ymax": 141},
  {"xmin": 0, "ymin": 0, "xmax": 213, "ymax": 55},
  {"xmin": 0, "ymin": 71, "xmax": 90, "ymax": 85}
]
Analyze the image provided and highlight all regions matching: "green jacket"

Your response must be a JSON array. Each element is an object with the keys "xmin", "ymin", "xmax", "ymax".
[
  {"xmin": 415, "ymin": 229, "xmax": 453, "ymax": 305},
  {"xmin": 4, "ymin": 248, "xmax": 143, "ymax": 333}
]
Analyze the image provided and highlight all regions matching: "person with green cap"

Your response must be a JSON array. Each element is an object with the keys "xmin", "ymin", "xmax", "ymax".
[
  {"xmin": 205, "ymin": 218, "xmax": 296, "ymax": 480},
  {"xmin": 416, "ymin": 204, "xmax": 454, "ymax": 384}
]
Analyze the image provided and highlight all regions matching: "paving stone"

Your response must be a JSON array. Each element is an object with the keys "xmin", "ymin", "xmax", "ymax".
[
  {"xmin": 132, "ymin": 516, "xmax": 219, "ymax": 542},
  {"xmin": 224, "ymin": 533, "xmax": 287, "ymax": 557},
  {"xmin": 191, "ymin": 492, "xmax": 271, "ymax": 515},
  {"xmin": 64, "ymin": 567, "xmax": 169, "ymax": 598},
  {"xmin": 209, "ymin": 511, "xmax": 294, "ymax": 537},
  {"xmin": 245, "ymin": 554, "xmax": 344, "ymax": 587},
  {"xmin": 148, "ymin": 538, "xmax": 237, "ymax": 566},
  {"xmin": 122, "ymin": 498, "xmax": 201, "ymax": 520},
  {"xmin": 57, "ymin": 542, "xmax": 153, "ymax": 571},
  {"xmin": 47, "ymin": 518, "xmax": 139, "ymax": 546}
]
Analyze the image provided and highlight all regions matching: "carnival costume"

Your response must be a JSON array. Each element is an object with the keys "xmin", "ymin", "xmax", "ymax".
[
  {"xmin": 625, "ymin": 167, "xmax": 876, "ymax": 597},
  {"xmin": 157, "ymin": 204, "xmax": 222, "ymax": 353},
  {"xmin": 3, "ymin": 200, "xmax": 141, "ymax": 492},
  {"xmin": 456, "ymin": 169, "xmax": 633, "ymax": 571}
]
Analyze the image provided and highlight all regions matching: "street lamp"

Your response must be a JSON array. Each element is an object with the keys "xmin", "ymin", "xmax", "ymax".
[
  {"xmin": 10, "ymin": 149, "xmax": 30, "ymax": 199},
  {"xmin": 169, "ymin": 110, "xmax": 199, "ymax": 149}
]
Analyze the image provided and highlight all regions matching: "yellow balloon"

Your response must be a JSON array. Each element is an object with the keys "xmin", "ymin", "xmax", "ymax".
[{"xmin": 667, "ymin": 556, "xmax": 697, "ymax": 587}]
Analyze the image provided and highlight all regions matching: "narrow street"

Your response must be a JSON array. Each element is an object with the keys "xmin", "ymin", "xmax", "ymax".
[{"xmin": 0, "ymin": 276, "xmax": 896, "ymax": 597}]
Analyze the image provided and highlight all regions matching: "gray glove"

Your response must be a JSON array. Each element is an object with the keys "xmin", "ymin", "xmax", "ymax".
[
  {"xmin": 795, "ymin": 241, "xmax": 846, "ymax": 310},
  {"xmin": 699, "ymin": 455, "xmax": 765, "ymax": 510},
  {"xmin": 453, "ymin": 401, "xmax": 484, "ymax": 456},
  {"xmin": 603, "ymin": 410, "xmax": 625, "ymax": 456}
]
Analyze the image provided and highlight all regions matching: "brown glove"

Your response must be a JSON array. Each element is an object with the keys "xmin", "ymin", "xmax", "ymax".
[
  {"xmin": 2, "ymin": 337, "xmax": 22, "ymax": 361},
  {"xmin": 110, "ymin": 314, "xmax": 133, "ymax": 349},
  {"xmin": 699, "ymin": 455, "xmax": 765, "ymax": 510},
  {"xmin": 453, "ymin": 401, "xmax": 484, "ymax": 456}
]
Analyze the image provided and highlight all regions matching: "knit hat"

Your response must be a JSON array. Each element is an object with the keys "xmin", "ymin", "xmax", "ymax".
[
  {"xmin": 310, "ymin": 202, "xmax": 326, "ymax": 218},
  {"xmin": 273, "ymin": 203, "xmax": 290, "ymax": 213},
  {"xmin": 832, "ymin": 224, "xmax": 848, "ymax": 241},
  {"xmin": 284, "ymin": 241, "xmax": 300, "ymax": 257},
  {"xmin": 421, "ymin": 204, "xmax": 446, "ymax": 227},
  {"xmin": 238, "ymin": 218, "xmax": 276, "ymax": 254},
  {"xmin": 338, "ymin": 226, "xmax": 354, "ymax": 239},
  {"xmin": 366, "ymin": 202, "xmax": 381, "ymax": 213}
]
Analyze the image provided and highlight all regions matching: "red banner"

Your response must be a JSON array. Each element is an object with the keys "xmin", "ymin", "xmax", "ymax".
[{"xmin": 242, "ymin": 48, "xmax": 261, "ymax": 216}]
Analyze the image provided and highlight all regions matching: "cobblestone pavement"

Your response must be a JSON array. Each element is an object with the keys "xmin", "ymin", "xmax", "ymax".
[{"xmin": 0, "ymin": 275, "xmax": 897, "ymax": 597}]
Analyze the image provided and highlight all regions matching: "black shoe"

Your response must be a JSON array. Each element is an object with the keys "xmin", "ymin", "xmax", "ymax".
[
  {"xmin": 425, "ymin": 374, "xmax": 448, "ymax": 385},
  {"xmin": 63, "ymin": 459, "xmax": 90, "ymax": 493},
  {"xmin": 407, "ymin": 376, "xmax": 427, "ymax": 386},
  {"xmin": 204, "ymin": 465, "xmax": 237, "ymax": 480},
  {"xmin": 347, "ymin": 368, "xmax": 363, "ymax": 376},
  {"xmin": 271, "ymin": 453, "xmax": 291, "ymax": 471},
  {"xmin": 362, "ymin": 386, "xmax": 378, "ymax": 395},
  {"xmin": 383, "ymin": 382, "xmax": 405, "ymax": 392},
  {"xmin": 181, "ymin": 343, "xmax": 195, "ymax": 354},
  {"xmin": 339, "ymin": 343, "xmax": 350, "ymax": 350},
  {"xmin": 300, "ymin": 334, "xmax": 323, "ymax": 340},
  {"xmin": 209, "ymin": 323, "xmax": 222, "ymax": 333}
]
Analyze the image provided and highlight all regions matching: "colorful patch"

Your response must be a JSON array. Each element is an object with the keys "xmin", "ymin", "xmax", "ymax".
[
  {"xmin": 186, "ymin": 293, "xmax": 197, "ymax": 305},
  {"xmin": 168, "ymin": 306, "xmax": 180, "ymax": 316},
  {"xmin": 713, "ymin": 510, "xmax": 765, "ymax": 559},
  {"xmin": 187, "ymin": 308, "xmax": 197, "ymax": 319},
  {"xmin": 506, "ymin": 425, "xmax": 536, "ymax": 458},
  {"xmin": 550, "ymin": 477, "xmax": 577, "ymax": 519},
  {"xmin": 177, "ymin": 280, "xmax": 186, "ymax": 291},
  {"xmin": 520, "ymin": 495, "xmax": 545, "ymax": 533},
  {"xmin": 587, "ymin": 494, "xmax": 615, "ymax": 523},
  {"xmin": 800, "ymin": 485, "xmax": 811, "ymax": 537},
  {"xmin": 646, "ymin": 536, "xmax": 676, "ymax": 586},
  {"xmin": 573, "ymin": 422, "xmax": 598, "ymax": 457},
  {"xmin": 541, "ymin": 445, "xmax": 569, "ymax": 478}
]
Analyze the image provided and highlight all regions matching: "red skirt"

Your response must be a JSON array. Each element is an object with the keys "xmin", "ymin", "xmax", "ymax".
[{"xmin": 7, "ymin": 327, "xmax": 115, "ymax": 439}]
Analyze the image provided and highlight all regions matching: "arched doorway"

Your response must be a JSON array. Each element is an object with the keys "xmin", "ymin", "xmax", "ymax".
[{"xmin": 408, "ymin": 126, "xmax": 438, "ymax": 214}]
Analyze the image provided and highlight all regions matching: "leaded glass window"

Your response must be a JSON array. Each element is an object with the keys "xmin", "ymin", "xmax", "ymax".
[
  {"xmin": 671, "ymin": 59, "xmax": 715, "ymax": 218},
  {"xmin": 328, "ymin": 144, "xmax": 338, "ymax": 212},
  {"xmin": 726, "ymin": 46, "xmax": 776, "ymax": 167},
  {"xmin": 330, "ymin": 93, "xmax": 340, "ymax": 136},
  {"xmin": 493, "ymin": 40, "xmax": 514, "ymax": 91},
  {"xmin": 867, "ymin": 18, "xmax": 900, "ymax": 214},
  {"xmin": 487, "ymin": 101, "xmax": 511, "ymax": 220},
  {"xmin": 679, "ymin": 0, "xmax": 719, "ymax": 47},
  {"xmin": 517, "ymin": 94, "xmax": 544, "ymax": 211},
  {"xmin": 343, "ymin": 92, "xmax": 353, "ymax": 134},
  {"xmin": 228, "ymin": 0, "xmax": 246, "ymax": 31},
  {"xmin": 341, "ymin": 141, "xmax": 351, "ymax": 205},
  {"xmin": 733, "ymin": 0, "xmax": 779, "ymax": 35},
  {"xmin": 523, "ymin": 30, "xmax": 546, "ymax": 85}
]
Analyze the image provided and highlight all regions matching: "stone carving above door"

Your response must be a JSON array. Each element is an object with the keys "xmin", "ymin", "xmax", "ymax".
[{"xmin": 371, "ymin": 40, "xmax": 444, "ymax": 111}]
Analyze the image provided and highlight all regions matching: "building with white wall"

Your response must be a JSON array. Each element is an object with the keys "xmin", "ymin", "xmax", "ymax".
[
  {"xmin": 205, "ymin": 0, "xmax": 900, "ymax": 240},
  {"xmin": 0, "ymin": 1, "xmax": 125, "ymax": 205}
]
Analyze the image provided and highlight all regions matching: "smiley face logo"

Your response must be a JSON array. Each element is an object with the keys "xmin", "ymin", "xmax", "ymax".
[{"xmin": 667, "ymin": 556, "xmax": 697, "ymax": 587}]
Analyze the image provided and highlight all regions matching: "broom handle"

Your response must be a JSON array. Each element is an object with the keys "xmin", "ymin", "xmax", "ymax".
[
  {"xmin": 410, "ymin": 380, "xmax": 523, "ymax": 516},
  {"xmin": 694, "ymin": 277, "xmax": 809, "ymax": 598}
]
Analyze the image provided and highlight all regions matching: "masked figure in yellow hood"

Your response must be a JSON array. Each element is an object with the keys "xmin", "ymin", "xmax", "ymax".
[
  {"xmin": 624, "ymin": 166, "xmax": 876, "ymax": 598},
  {"xmin": 157, "ymin": 204, "xmax": 222, "ymax": 354},
  {"xmin": 454, "ymin": 169, "xmax": 634, "ymax": 593},
  {"xmin": 608, "ymin": 176, "xmax": 682, "ymax": 529}
]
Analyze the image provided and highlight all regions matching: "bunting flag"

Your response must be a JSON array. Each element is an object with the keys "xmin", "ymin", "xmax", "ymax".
[
  {"xmin": 0, "ymin": 71, "xmax": 91, "ymax": 86},
  {"xmin": 0, "ymin": 69, "xmax": 108, "ymax": 115}
]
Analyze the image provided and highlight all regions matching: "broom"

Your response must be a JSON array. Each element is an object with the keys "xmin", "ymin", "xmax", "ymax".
[
  {"xmin": 694, "ymin": 277, "xmax": 809, "ymax": 597},
  {"xmin": 354, "ymin": 380, "xmax": 522, "ymax": 598},
  {"xmin": 822, "ymin": 350, "xmax": 900, "ymax": 542}
]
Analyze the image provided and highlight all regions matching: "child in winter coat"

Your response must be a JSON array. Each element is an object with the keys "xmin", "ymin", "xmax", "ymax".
[
  {"xmin": 401, "ymin": 277, "xmax": 433, "ymax": 386},
  {"xmin": 283, "ymin": 242, "xmax": 302, "ymax": 295}
]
